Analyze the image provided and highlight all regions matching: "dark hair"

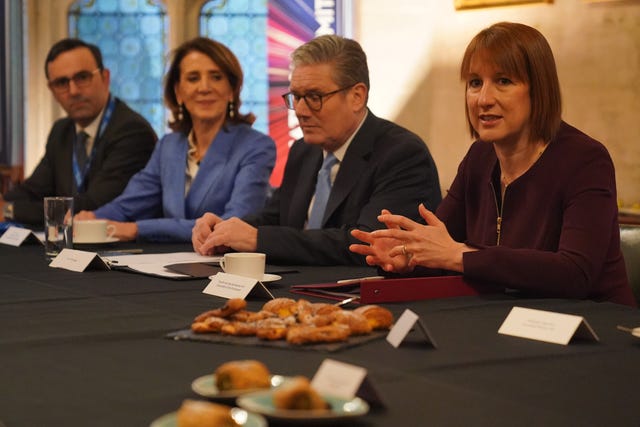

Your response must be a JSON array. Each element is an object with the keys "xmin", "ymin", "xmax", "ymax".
[
  {"xmin": 44, "ymin": 38, "xmax": 104, "ymax": 79},
  {"xmin": 460, "ymin": 22, "xmax": 562, "ymax": 143},
  {"xmin": 291, "ymin": 34, "xmax": 370, "ymax": 93},
  {"xmin": 164, "ymin": 37, "xmax": 254, "ymax": 133}
]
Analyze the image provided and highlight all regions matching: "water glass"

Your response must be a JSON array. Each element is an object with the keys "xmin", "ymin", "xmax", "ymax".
[{"xmin": 44, "ymin": 196, "xmax": 74, "ymax": 259}]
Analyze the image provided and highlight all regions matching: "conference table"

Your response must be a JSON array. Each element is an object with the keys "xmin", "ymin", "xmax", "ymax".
[{"xmin": 1, "ymin": 241, "xmax": 639, "ymax": 427}]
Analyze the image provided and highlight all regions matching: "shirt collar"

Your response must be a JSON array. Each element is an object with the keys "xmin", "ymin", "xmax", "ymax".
[
  {"xmin": 326, "ymin": 110, "xmax": 368, "ymax": 162},
  {"xmin": 75, "ymin": 104, "xmax": 107, "ymax": 140}
]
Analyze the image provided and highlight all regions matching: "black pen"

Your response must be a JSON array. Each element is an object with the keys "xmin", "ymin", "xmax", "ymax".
[{"xmin": 99, "ymin": 249, "xmax": 144, "ymax": 257}]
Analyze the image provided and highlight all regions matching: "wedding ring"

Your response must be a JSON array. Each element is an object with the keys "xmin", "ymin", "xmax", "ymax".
[{"xmin": 402, "ymin": 245, "xmax": 407, "ymax": 256}]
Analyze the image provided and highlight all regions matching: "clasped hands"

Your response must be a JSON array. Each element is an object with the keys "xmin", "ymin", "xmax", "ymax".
[
  {"xmin": 349, "ymin": 204, "xmax": 469, "ymax": 273},
  {"xmin": 192, "ymin": 213, "xmax": 258, "ymax": 256}
]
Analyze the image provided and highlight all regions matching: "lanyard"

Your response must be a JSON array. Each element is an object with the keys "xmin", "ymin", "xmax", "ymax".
[{"xmin": 72, "ymin": 95, "xmax": 116, "ymax": 192}]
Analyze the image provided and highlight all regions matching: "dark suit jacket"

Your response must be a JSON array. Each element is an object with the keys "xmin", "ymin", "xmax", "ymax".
[
  {"xmin": 5, "ymin": 97, "xmax": 157, "ymax": 224},
  {"xmin": 245, "ymin": 111, "xmax": 441, "ymax": 265}
]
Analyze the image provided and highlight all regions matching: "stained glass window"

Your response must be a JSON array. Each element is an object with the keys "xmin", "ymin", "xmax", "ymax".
[
  {"xmin": 200, "ymin": 0, "xmax": 268, "ymax": 134},
  {"xmin": 69, "ymin": 0, "xmax": 168, "ymax": 137}
]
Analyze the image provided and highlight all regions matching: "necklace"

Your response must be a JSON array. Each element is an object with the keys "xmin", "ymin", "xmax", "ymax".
[{"xmin": 500, "ymin": 141, "xmax": 549, "ymax": 187}]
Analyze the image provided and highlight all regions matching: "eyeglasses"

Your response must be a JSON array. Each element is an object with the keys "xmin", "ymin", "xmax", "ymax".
[
  {"xmin": 282, "ymin": 84, "xmax": 355, "ymax": 111},
  {"xmin": 48, "ymin": 69, "xmax": 100, "ymax": 93}
]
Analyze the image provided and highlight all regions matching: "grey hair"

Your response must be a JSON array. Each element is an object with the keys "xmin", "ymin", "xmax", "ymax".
[{"xmin": 291, "ymin": 34, "xmax": 370, "ymax": 91}]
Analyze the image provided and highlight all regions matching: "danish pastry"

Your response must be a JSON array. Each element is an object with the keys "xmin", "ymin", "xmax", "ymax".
[
  {"xmin": 331, "ymin": 310, "xmax": 372, "ymax": 335},
  {"xmin": 256, "ymin": 317, "xmax": 289, "ymax": 340},
  {"xmin": 194, "ymin": 298, "xmax": 247, "ymax": 322},
  {"xmin": 272, "ymin": 376, "xmax": 329, "ymax": 410},
  {"xmin": 214, "ymin": 360, "xmax": 271, "ymax": 391},
  {"xmin": 191, "ymin": 316, "xmax": 229, "ymax": 333},
  {"xmin": 176, "ymin": 399, "xmax": 239, "ymax": 427},
  {"xmin": 354, "ymin": 305, "xmax": 394, "ymax": 330},
  {"xmin": 262, "ymin": 297, "xmax": 298, "ymax": 318},
  {"xmin": 220, "ymin": 321, "xmax": 257, "ymax": 336},
  {"xmin": 286, "ymin": 324, "xmax": 350, "ymax": 344}
]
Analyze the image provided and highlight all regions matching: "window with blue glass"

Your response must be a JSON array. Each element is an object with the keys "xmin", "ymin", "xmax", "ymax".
[
  {"xmin": 200, "ymin": 0, "xmax": 268, "ymax": 134},
  {"xmin": 68, "ymin": 0, "xmax": 168, "ymax": 137}
]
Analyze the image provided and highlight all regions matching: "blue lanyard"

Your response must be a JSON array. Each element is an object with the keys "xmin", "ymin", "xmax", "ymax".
[{"xmin": 72, "ymin": 95, "xmax": 116, "ymax": 192}]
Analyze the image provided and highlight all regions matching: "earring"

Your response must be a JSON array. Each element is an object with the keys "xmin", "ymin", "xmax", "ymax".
[
  {"xmin": 228, "ymin": 101, "xmax": 235, "ymax": 120},
  {"xmin": 177, "ymin": 103, "xmax": 184, "ymax": 121}
]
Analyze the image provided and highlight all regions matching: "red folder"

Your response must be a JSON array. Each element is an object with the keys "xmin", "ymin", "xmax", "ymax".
[{"xmin": 290, "ymin": 275, "xmax": 498, "ymax": 304}]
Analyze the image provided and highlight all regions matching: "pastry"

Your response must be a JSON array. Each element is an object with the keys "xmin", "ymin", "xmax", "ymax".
[
  {"xmin": 220, "ymin": 321, "xmax": 257, "ymax": 336},
  {"xmin": 262, "ymin": 297, "xmax": 298, "ymax": 318},
  {"xmin": 312, "ymin": 303, "xmax": 342, "ymax": 316},
  {"xmin": 331, "ymin": 310, "xmax": 372, "ymax": 335},
  {"xmin": 354, "ymin": 305, "xmax": 394, "ymax": 330},
  {"xmin": 191, "ymin": 316, "xmax": 229, "ymax": 333},
  {"xmin": 272, "ymin": 376, "xmax": 329, "ymax": 410},
  {"xmin": 286, "ymin": 324, "xmax": 350, "ymax": 344},
  {"xmin": 214, "ymin": 360, "xmax": 271, "ymax": 391},
  {"xmin": 176, "ymin": 399, "xmax": 239, "ymax": 427},
  {"xmin": 194, "ymin": 298, "xmax": 247, "ymax": 322},
  {"xmin": 256, "ymin": 317, "xmax": 289, "ymax": 340}
]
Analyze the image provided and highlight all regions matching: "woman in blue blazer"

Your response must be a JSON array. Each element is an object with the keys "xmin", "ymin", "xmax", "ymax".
[{"xmin": 76, "ymin": 37, "xmax": 275, "ymax": 242}]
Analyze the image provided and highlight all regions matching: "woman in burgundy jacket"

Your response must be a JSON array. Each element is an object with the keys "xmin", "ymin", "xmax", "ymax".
[{"xmin": 350, "ymin": 22, "xmax": 635, "ymax": 307}]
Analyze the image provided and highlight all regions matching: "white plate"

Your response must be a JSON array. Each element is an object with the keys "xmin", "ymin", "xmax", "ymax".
[
  {"xmin": 237, "ymin": 390, "xmax": 369, "ymax": 422},
  {"xmin": 74, "ymin": 236, "xmax": 119, "ymax": 244},
  {"xmin": 150, "ymin": 407, "xmax": 266, "ymax": 427},
  {"xmin": 192, "ymin": 374, "xmax": 289, "ymax": 400}
]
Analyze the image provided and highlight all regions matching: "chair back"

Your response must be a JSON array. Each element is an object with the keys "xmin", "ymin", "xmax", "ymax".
[{"xmin": 620, "ymin": 224, "xmax": 640, "ymax": 306}]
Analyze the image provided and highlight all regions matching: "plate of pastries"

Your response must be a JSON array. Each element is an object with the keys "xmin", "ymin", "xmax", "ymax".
[
  {"xmin": 150, "ymin": 399, "xmax": 267, "ymax": 427},
  {"xmin": 191, "ymin": 360, "xmax": 290, "ymax": 400},
  {"xmin": 237, "ymin": 375, "xmax": 369, "ymax": 422},
  {"xmin": 190, "ymin": 297, "xmax": 394, "ymax": 345}
]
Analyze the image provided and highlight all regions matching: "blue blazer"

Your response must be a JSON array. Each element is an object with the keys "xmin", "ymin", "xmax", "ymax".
[{"xmin": 95, "ymin": 123, "xmax": 276, "ymax": 242}]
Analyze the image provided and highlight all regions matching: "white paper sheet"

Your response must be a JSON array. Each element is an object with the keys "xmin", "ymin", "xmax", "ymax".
[{"xmin": 103, "ymin": 252, "xmax": 221, "ymax": 278}]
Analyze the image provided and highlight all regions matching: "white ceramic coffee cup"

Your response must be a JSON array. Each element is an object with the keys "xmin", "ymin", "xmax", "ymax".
[
  {"xmin": 74, "ymin": 219, "xmax": 115, "ymax": 242},
  {"xmin": 219, "ymin": 252, "xmax": 266, "ymax": 280}
]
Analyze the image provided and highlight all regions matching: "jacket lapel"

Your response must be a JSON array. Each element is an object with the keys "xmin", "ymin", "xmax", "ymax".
[
  {"xmin": 161, "ymin": 135, "xmax": 189, "ymax": 217},
  {"xmin": 186, "ymin": 127, "xmax": 235, "ymax": 216},
  {"xmin": 286, "ymin": 144, "xmax": 323, "ymax": 227},
  {"xmin": 322, "ymin": 112, "xmax": 376, "ymax": 225}
]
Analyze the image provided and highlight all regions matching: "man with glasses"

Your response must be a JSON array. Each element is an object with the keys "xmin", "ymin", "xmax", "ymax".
[
  {"xmin": 192, "ymin": 34, "xmax": 441, "ymax": 265},
  {"xmin": 0, "ymin": 38, "xmax": 156, "ymax": 224}
]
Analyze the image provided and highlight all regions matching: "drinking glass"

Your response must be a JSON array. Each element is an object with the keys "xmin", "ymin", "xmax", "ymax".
[{"xmin": 44, "ymin": 196, "xmax": 74, "ymax": 259}]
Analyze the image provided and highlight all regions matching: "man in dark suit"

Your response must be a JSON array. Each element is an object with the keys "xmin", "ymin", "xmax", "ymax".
[
  {"xmin": 192, "ymin": 35, "xmax": 441, "ymax": 265},
  {"xmin": 0, "ymin": 38, "xmax": 156, "ymax": 224}
]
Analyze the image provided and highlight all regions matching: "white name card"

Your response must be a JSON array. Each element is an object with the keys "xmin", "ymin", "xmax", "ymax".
[
  {"xmin": 311, "ymin": 358, "xmax": 384, "ymax": 408},
  {"xmin": 49, "ymin": 248, "xmax": 110, "ymax": 272},
  {"xmin": 498, "ymin": 306, "xmax": 599, "ymax": 345},
  {"xmin": 203, "ymin": 272, "xmax": 258, "ymax": 299},
  {"xmin": 0, "ymin": 226, "xmax": 42, "ymax": 247},
  {"xmin": 386, "ymin": 308, "xmax": 437, "ymax": 349}
]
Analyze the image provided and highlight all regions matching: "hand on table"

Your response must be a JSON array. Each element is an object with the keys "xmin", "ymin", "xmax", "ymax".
[
  {"xmin": 106, "ymin": 220, "xmax": 138, "ymax": 242},
  {"xmin": 192, "ymin": 213, "xmax": 223, "ymax": 255},
  {"xmin": 195, "ymin": 216, "xmax": 257, "ymax": 255}
]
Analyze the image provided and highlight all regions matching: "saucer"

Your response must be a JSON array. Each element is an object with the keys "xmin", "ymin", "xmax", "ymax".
[
  {"xmin": 260, "ymin": 273, "xmax": 281, "ymax": 282},
  {"xmin": 74, "ymin": 236, "xmax": 119, "ymax": 245},
  {"xmin": 209, "ymin": 273, "xmax": 282, "ymax": 282}
]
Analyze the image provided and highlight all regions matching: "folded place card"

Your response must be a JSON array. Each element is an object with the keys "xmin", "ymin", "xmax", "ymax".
[
  {"xmin": 0, "ymin": 226, "xmax": 42, "ymax": 247},
  {"xmin": 202, "ymin": 272, "xmax": 274, "ymax": 300},
  {"xmin": 311, "ymin": 358, "xmax": 385, "ymax": 408},
  {"xmin": 386, "ymin": 308, "xmax": 438, "ymax": 349},
  {"xmin": 498, "ymin": 306, "xmax": 599, "ymax": 345},
  {"xmin": 49, "ymin": 248, "xmax": 110, "ymax": 272}
]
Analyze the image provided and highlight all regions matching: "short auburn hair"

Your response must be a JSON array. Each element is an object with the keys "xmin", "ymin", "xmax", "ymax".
[{"xmin": 460, "ymin": 22, "xmax": 562, "ymax": 142}]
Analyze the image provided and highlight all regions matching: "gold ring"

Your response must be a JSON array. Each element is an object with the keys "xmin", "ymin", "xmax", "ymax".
[{"xmin": 402, "ymin": 245, "xmax": 407, "ymax": 255}]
